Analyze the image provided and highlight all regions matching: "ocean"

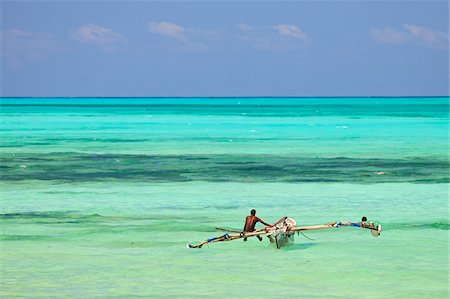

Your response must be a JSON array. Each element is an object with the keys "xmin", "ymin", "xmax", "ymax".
[{"xmin": 0, "ymin": 97, "xmax": 448, "ymax": 298}]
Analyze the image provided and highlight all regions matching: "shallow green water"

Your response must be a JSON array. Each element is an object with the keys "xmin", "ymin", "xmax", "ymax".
[{"xmin": 0, "ymin": 97, "xmax": 448, "ymax": 298}]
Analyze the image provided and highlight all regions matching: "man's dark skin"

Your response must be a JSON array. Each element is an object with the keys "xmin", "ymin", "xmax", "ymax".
[{"xmin": 243, "ymin": 209, "xmax": 271, "ymax": 241}]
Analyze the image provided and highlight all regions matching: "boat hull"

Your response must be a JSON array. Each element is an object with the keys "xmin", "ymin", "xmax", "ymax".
[{"xmin": 267, "ymin": 231, "xmax": 295, "ymax": 248}]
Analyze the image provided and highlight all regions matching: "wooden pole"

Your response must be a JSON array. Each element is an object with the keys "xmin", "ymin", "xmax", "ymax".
[{"xmin": 187, "ymin": 221, "xmax": 381, "ymax": 248}]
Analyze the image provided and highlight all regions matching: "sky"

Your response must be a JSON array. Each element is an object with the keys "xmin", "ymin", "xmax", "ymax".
[{"xmin": 1, "ymin": 1, "xmax": 449, "ymax": 97}]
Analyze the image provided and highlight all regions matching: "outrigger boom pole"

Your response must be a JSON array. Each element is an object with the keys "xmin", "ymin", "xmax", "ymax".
[{"xmin": 187, "ymin": 220, "xmax": 381, "ymax": 249}]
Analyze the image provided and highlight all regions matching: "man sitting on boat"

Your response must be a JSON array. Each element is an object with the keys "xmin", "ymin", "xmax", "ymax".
[{"xmin": 243, "ymin": 209, "xmax": 273, "ymax": 241}]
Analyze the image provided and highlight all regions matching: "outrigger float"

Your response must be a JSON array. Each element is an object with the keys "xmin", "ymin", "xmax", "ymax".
[{"xmin": 187, "ymin": 217, "xmax": 381, "ymax": 249}]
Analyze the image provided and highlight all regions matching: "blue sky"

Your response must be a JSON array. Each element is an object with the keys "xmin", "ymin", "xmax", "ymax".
[{"xmin": 1, "ymin": 1, "xmax": 449, "ymax": 97}]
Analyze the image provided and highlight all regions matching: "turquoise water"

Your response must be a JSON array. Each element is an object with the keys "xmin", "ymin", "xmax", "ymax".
[{"xmin": 0, "ymin": 97, "xmax": 448, "ymax": 298}]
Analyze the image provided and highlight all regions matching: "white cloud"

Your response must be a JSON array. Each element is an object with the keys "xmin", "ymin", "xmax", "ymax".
[
  {"xmin": 1, "ymin": 29, "xmax": 62, "ymax": 70},
  {"xmin": 72, "ymin": 24, "xmax": 123, "ymax": 43},
  {"xmin": 3, "ymin": 29, "xmax": 56, "ymax": 51},
  {"xmin": 370, "ymin": 24, "xmax": 449, "ymax": 48},
  {"xmin": 149, "ymin": 21, "xmax": 187, "ymax": 41},
  {"xmin": 403, "ymin": 24, "xmax": 449, "ymax": 47},
  {"xmin": 272, "ymin": 24, "xmax": 308, "ymax": 41},
  {"xmin": 370, "ymin": 28, "xmax": 406, "ymax": 44},
  {"xmin": 237, "ymin": 23, "xmax": 252, "ymax": 31},
  {"xmin": 148, "ymin": 21, "xmax": 219, "ymax": 51},
  {"xmin": 238, "ymin": 24, "xmax": 308, "ymax": 50},
  {"xmin": 238, "ymin": 34, "xmax": 276, "ymax": 50}
]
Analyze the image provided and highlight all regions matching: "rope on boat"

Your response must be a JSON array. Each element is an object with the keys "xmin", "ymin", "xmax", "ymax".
[
  {"xmin": 215, "ymin": 227, "xmax": 242, "ymax": 233},
  {"xmin": 298, "ymin": 231, "xmax": 315, "ymax": 241}
]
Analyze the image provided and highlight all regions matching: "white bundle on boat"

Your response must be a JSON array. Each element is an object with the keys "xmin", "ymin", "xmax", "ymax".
[{"xmin": 267, "ymin": 217, "xmax": 297, "ymax": 248}]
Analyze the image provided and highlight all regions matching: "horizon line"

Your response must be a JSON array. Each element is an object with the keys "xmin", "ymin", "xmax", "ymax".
[{"xmin": 1, "ymin": 95, "xmax": 449, "ymax": 99}]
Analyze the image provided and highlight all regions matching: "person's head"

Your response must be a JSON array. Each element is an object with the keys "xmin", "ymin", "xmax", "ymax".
[
  {"xmin": 250, "ymin": 209, "xmax": 256, "ymax": 216},
  {"xmin": 362, "ymin": 216, "xmax": 367, "ymax": 222}
]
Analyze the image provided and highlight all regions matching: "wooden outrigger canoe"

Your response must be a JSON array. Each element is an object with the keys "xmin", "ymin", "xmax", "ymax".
[{"xmin": 187, "ymin": 217, "xmax": 381, "ymax": 249}]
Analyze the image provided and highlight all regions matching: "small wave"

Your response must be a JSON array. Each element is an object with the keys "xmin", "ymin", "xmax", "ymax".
[
  {"xmin": 386, "ymin": 222, "xmax": 449, "ymax": 231},
  {"xmin": 0, "ymin": 234, "xmax": 62, "ymax": 241},
  {"xmin": 0, "ymin": 211, "xmax": 102, "ymax": 220},
  {"xmin": 0, "ymin": 211, "xmax": 214, "ymax": 223}
]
